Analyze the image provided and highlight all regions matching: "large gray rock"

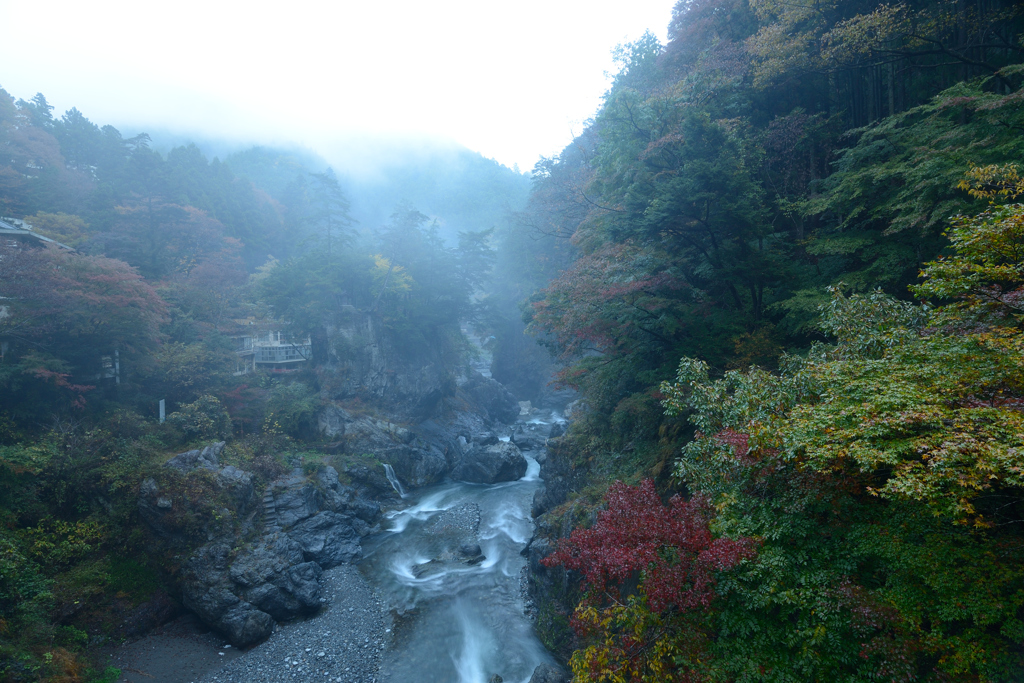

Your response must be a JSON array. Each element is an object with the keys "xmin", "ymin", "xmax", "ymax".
[
  {"xmin": 216, "ymin": 465, "xmax": 256, "ymax": 514},
  {"xmin": 511, "ymin": 424, "xmax": 546, "ymax": 451},
  {"xmin": 385, "ymin": 444, "xmax": 448, "ymax": 487},
  {"xmin": 413, "ymin": 418, "xmax": 469, "ymax": 471},
  {"xmin": 341, "ymin": 415, "xmax": 415, "ymax": 448},
  {"xmin": 218, "ymin": 604, "xmax": 275, "ymax": 647},
  {"xmin": 316, "ymin": 466, "xmax": 383, "ymax": 527},
  {"xmin": 323, "ymin": 312, "xmax": 458, "ymax": 420},
  {"xmin": 460, "ymin": 372, "xmax": 520, "ymax": 424},
  {"xmin": 229, "ymin": 536, "xmax": 322, "ymax": 619},
  {"xmin": 181, "ymin": 535, "xmax": 323, "ymax": 646},
  {"xmin": 140, "ymin": 456, "xmax": 381, "ymax": 645},
  {"xmin": 343, "ymin": 464, "xmax": 396, "ymax": 500},
  {"xmin": 179, "ymin": 543, "xmax": 276, "ymax": 647},
  {"xmin": 289, "ymin": 511, "xmax": 361, "ymax": 567},
  {"xmin": 165, "ymin": 442, "xmax": 225, "ymax": 472},
  {"xmin": 138, "ymin": 448, "xmax": 257, "ymax": 540},
  {"xmin": 316, "ymin": 408, "xmax": 448, "ymax": 488},
  {"xmin": 453, "ymin": 441, "xmax": 527, "ymax": 484},
  {"xmin": 530, "ymin": 436, "xmax": 584, "ymax": 520},
  {"xmin": 317, "ymin": 405, "xmax": 352, "ymax": 438},
  {"xmin": 266, "ymin": 466, "xmax": 381, "ymax": 531},
  {"xmin": 529, "ymin": 663, "xmax": 568, "ymax": 683},
  {"xmin": 268, "ymin": 471, "xmax": 321, "ymax": 528}
]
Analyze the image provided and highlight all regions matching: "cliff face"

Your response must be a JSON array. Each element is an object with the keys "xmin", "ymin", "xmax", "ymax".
[
  {"xmin": 318, "ymin": 312, "xmax": 460, "ymax": 422},
  {"xmin": 311, "ymin": 310, "xmax": 524, "ymax": 488},
  {"xmin": 138, "ymin": 443, "xmax": 390, "ymax": 646}
]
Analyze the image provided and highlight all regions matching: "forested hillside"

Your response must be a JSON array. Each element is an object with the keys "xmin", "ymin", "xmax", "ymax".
[
  {"xmin": 3, "ymin": 0, "xmax": 1024, "ymax": 680},
  {"xmin": 0, "ymin": 86, "xmax": 527, "ymax": 681},
  {"xmin": 522, "ymin": 0, "xmax": 1024, "ymax": 681}
]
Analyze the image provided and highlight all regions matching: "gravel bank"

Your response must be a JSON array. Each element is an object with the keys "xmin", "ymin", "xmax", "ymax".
[
  {"xmin": 423, "ymin": 502, "xmax": 480, "ymax": 536},
  {"xmin": 111, "ymin": 614, "xmax": 243, "ymax": 683},
  {"xmin": 196, "ymin": 564, "xmax": 390, "ymax": 683}
]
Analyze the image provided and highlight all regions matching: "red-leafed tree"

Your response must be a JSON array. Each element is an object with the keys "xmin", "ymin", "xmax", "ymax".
[
  {"xmin": 542, "ymin": 479, "xmax": 754, "ymax": 682},
  {"xmin": 101, "ymin": 200, "xmax": 230, "ymax": 279},
  {"xmin": 0, "ymin": 243, "xmax": 167, "ymax": 416}
]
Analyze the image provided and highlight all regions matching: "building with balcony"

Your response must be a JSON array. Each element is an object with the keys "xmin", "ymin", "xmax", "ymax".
[{"xmin": 233, "ymin": 325, "xmax": 311, "ymax": 375}]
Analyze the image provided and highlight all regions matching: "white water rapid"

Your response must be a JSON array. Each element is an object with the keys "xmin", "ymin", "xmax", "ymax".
[{"xmin": 360, "ymin": 421, "xmax": 556, "ymax": 683}]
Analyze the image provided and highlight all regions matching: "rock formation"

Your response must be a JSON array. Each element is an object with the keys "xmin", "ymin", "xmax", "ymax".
[{"xmin": 138, "ymin": 445, "xmax": 381, "ymax": 646}]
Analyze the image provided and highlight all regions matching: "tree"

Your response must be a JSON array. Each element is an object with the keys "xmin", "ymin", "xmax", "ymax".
[
  {"xmin": 0, "ymin": 244, "xmax": 167, "ymax": 418},
  {"xmin": 542, "ymin": 480, "xmax": 753, "ymax": 682},
  {"xmin": 308, "ymin": 168, "xmax": 355, "ymax": 256},
  {"xmin": 102, "ymin": 201, "xmax": 229, "ymax": 279},
  {"xmin": 657, "ymin": 185, "xmax": 1024, "ymax": 676},
  {"xmin": 23, "ymin": 211, "xmax": 87, "ymax": 247}
]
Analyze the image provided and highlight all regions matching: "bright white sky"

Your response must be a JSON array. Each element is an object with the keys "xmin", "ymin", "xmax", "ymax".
[{"xmin": 0, "ymin": 0, "xmax": 674, "ymax": 173}]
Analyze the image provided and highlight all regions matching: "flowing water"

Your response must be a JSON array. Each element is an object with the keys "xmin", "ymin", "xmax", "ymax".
[
  {"xmin": 382, "ymin": 463, "xmax": 408, "ymax": 498},
  {"xmin": 359, "ymin": 431, "xmax": 555, "ymax": 683}
]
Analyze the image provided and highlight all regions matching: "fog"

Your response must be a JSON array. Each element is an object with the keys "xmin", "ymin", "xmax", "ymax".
[{"xmin": 0, "ymin": 0, "xmax": 673, "ymax": 172}]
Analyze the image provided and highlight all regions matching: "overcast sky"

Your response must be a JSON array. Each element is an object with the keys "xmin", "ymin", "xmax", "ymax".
[{"xmin": 0, "ymin": 0, "xmax": 674, "ymax": 173}]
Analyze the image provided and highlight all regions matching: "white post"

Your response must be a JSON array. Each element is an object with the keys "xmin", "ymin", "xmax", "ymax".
[{"xmin": 159, "ymin": 399, "xmax": 165, "ymax": 423}]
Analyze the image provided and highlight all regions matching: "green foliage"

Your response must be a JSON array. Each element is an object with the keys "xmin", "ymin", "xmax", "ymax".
[
  {"xmin": 166, "ymin": 395, "xmax": 232, "ymax": 443},
  {"xmin": 20, "ymin": 517, "xmax": 106, "ymax": 569},
  {"xmin": 665, "ymin": 286, "xmax": 1024, "ymax": 521},
  {"xmin": 657, "ymin": 199, "xmax": 1024, "ymax": 677},
  {"xmin": 804, "ymin": 79, "xmax": 1024, "ymax": 291},
  {"xmin": 256, "ymin": 249, "xmax": 374, "ymax": 352},
  {"xmin": 150, "ymin": 341, "xmax": 227, "ymax": 403},
  {"xmin": 913, "ymin": 203, "xmax": 1024, "ymax": 324},
  {"xmin": 265, "ymin": 382, "xmax": 321, "ymax": 440},
  {"xmin": 0, "ymin": 530, "xmax": 52, "ymax": 627},
  {"xmin": 106, "ymin": 557, "xmax": 160, "ymax": 600},
  {"xmin": 523, "ymin": 1, "xmax": 1024, "ymax": 457},
  {"xmin": 87, "ymin": 666, "xmax": 122, "ymax": 683},
  {"xmin": 0, "ymin": 81, "xmax": 527, "ymax": 680}
]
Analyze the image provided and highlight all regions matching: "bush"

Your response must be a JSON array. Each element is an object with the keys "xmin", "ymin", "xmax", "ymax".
[
  {"xmin": 166, "ymin": 395, "xmax": 231, "ymax": 443},
  {"xmin": 265, "ymin": 382, "xmax": 321, "ymax": 440}
]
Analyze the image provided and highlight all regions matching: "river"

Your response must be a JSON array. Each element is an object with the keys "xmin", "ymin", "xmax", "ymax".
[{"xmin": 359, "ymin": 429, "xmax": 556, "ymax": 683}]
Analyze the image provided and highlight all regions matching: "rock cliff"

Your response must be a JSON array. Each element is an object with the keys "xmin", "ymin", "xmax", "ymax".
[{"xmin": 138, "ymin": 444, "xmax": 383, "ymax": 646}]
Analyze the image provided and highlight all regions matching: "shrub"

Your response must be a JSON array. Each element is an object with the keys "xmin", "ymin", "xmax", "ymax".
[{"xmin": 166, "ymin": 395, "xmax": 231, "ymax": 443}]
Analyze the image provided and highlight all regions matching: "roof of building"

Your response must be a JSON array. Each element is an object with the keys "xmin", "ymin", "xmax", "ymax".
[{"xmin": 0, "ymin": 219, "xmax": 74, "ymax": 250}]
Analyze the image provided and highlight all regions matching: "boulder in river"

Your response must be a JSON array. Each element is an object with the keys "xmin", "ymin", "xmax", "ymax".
[
  {"xmin": 529, "ymin": 663, "xmax": 569, "ymax": 683},
  {"xmin": 453, "ymin": 441, "xmax": 527, "ymax": 484},
  {"xmin": 460, "ymin": 372, "xmax": 520, "ymax": 424},
  {"xmin": 384, "ymin": 443, "xmax": 448, "ymax": 488},
  {"xmin": 511, "ymin": 424, "xmax": 546, "ymax": 451}
]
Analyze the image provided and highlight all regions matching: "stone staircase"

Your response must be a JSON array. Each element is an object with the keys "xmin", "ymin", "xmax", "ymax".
[{"xmin": 262, "ymin": 488, "xmax": 279, "ymax": 532}]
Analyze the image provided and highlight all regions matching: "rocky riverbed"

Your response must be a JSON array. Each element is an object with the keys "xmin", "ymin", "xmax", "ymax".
[{"xmin": 112, "ymin": 395, "xmax": 570, "ymax": 683}]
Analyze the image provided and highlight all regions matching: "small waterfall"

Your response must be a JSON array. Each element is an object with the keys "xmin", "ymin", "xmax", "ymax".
[{"xmin": 383, "ymin": 463, "xmax": 407, "ymax": 498}]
